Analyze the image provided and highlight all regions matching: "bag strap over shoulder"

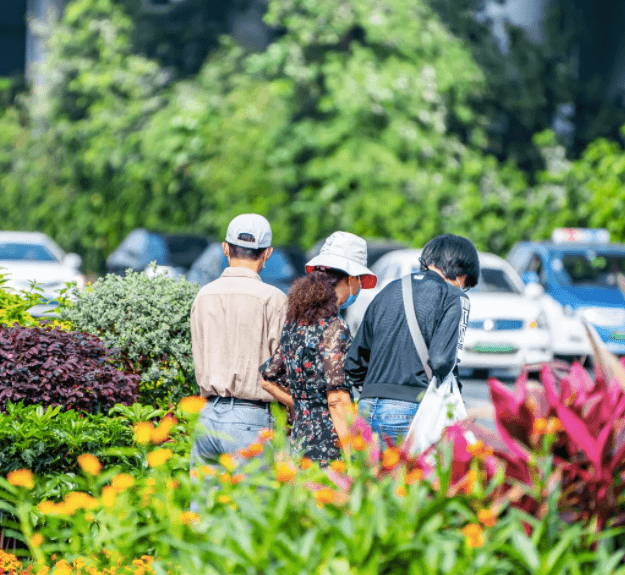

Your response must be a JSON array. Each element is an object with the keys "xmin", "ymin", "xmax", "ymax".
[{"xmin": 401, "ymin": 274, "xmax": 433, "ymax": 381}]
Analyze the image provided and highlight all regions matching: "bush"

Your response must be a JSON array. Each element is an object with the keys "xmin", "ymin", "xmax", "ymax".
[
  {"xmin": 0, "ymin": 326, "xmax": 139, "ymax": 413},
  {"xmin": 59, "ymin": 270, "xmax": 199, "ymax": 406},
  {"xmin": 0, "ymin": 402, "xmax": 190, "ymax": 482},
  {"xmin": 0, "ymin": 274, "xmax": 44, "ymax": 328}
]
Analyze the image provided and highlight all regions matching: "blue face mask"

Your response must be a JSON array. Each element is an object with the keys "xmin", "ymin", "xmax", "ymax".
[{"xmin": 340, "ymin": 283, "xmax": 361, "ymax": 309}]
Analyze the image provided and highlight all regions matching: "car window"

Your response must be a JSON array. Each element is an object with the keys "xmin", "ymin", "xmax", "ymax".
[
  {"xmin": 0, "ymin": 243, "xmax": 58, "ymax": 262},
  {"xmin": 472, "ymin": 268, "xmax": 521, "ymax": 294},
  {"xmin": 557, "ymin": 252, "xmax": 625, "ymax": 287},
  {"xmin": 117, "ymin": 230, "xmax": 168, "ymax": 266}
]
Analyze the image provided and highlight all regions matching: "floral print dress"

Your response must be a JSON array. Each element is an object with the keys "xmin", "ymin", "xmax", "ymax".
[{"xmin": 259, "ymin": 315, "xmax": 352, "ymax": 466}]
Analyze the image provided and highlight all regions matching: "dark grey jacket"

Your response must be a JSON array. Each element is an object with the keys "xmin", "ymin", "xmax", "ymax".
[{"xmin": 345, "ymin": 270, "xmax": 470, "ymax": 402}]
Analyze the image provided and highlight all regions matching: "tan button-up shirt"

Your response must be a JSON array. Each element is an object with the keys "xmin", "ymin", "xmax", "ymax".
[{"xmin": 190, "ymin": 266, "xmax": 287, "ymax": 401}]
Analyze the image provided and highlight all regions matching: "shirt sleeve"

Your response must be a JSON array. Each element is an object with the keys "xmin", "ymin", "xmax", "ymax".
[
  {"xmin": 321, "ymin": 318, "xmax": 352, "ymax": 392},
  {"xmin": 267, "ymin": 293, "xmax": 287, "ymax": 356},
  {"xmin": 190, "ymin": 300, "xmax": 205, "ymax": 388},
  {"xmin": 344, "ymin": 303, "xmax": 373, "ymax": 389},
  {"xmin": 259, "ymin": 341, "xmax": 287, "ymax": 386},
  {"xmin": 428, "ymin": 290, "xmax": 465, "ymax": 382}
]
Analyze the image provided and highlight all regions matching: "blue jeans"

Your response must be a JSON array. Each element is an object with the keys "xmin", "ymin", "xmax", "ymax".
[
  {"xmin": 190, "ymin": 398, "xmax": 272, "ymax": 467},
  {"xmin": 358, "ymin": 398, "xmax": 420, "ymax": 444}
]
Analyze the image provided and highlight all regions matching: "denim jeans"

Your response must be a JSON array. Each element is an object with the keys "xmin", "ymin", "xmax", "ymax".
[
  {"xmin": 190, "ymin": 398, "xmax": 272, "ymax": 467},
  {"xmin": 358, "ymin": 398, "xmax": 420, "ymax": 444}
]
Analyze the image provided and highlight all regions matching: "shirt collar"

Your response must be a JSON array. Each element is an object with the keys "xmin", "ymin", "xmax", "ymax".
[{"xmin": 221, "ymin": 266, "xmax": 262, "ymax": 281}]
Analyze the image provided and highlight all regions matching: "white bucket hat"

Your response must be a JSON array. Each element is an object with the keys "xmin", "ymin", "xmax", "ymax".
[{"xmin": 305, "ymin": 231, "xmax": 377, "ymax": 289}]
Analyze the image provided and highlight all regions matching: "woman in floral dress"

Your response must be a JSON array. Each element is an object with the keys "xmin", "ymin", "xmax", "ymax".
[{"xmin": 259, "ymin": 231, "xmax": 377, "ymax": 465}]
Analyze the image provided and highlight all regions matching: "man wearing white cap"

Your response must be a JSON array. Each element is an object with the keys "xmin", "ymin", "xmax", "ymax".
[{"xmin": 190, "ymin": 214, "xmax": 287, "ymax": 464}]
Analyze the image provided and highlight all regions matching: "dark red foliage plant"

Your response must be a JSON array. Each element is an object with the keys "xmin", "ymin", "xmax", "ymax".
[{"xmin": 0, "ymin": 326, "xmax": 139, "ymax": 414}]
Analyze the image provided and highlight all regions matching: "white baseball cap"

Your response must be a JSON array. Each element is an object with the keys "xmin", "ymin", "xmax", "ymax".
[
  {"xmin": 305, "ymin": 231, "xmax": 377, "ymax": 289},
  {"xmin": 225, "ymin": 214, "xmax": 272, "ymax": 249}
]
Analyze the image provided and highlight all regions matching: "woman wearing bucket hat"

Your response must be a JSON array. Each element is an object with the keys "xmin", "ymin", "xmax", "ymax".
[{"xmin": 259, "ymin": 231, "xmax": 377, "ymax": 465}]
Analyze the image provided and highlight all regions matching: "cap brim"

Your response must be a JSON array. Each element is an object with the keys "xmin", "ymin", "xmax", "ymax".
[{"xmin": 305, "ymin": 254, "xmax": 377, "ymax": 289}]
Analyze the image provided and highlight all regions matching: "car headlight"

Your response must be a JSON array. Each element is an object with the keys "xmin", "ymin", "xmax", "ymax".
[
  {"xmin": 577, "ymin": 306, "xmax": 625, "ymax": 327},
  {"xmin": 525, "ymin": 311, "xmax": 548, "ymax": 330}
]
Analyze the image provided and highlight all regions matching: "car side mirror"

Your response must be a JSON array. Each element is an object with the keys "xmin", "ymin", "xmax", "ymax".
[
  {"xmin": 524, "ymin": 282, "xmax": 544, "ymax": 299},
  {"xmin": 521, "ymin": 271, "xmax": 540, "ymax": 285},
  {"xmin": 63, "ymin": 253, "xmax": 82, "ymax": 270}
]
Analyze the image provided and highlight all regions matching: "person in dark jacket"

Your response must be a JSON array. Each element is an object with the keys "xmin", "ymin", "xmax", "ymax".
[{"xmin": 345, "ymin": 234, "xmax": 479, "ymax": 443}]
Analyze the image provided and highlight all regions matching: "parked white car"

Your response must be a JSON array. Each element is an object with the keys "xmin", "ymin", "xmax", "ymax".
[
  {"xmin": 0, "ymin": 231, "xmax": 86, "ymax": 316},
  {"xmin": 344, "ymin": 249, "xmax": 553, "ymax": 377}
]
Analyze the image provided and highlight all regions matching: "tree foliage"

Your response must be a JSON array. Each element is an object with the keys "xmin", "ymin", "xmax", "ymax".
[{"xmin": 2, "ymin": 0, "xmax": 625, "ymax": 272}]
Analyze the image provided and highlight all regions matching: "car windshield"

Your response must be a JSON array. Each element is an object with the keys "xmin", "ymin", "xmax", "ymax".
[
  {"xmin": 0, "ymin": 242, "xmax": 58, "ymax": 262},
  {"xmin": 556, "ymin": 252, "xmax": 625, "ymax": 287},
  {"xmin": 472, "ymin": 268, "xmax": 520, "ymax": 294}
]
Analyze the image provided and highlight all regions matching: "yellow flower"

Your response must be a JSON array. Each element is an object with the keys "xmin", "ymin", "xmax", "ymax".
[
  {"xmin": 275, "ymin": 463, "xmax": 297, "ymax": 483},
  {"xmin": 239, "ymin": 442, "xmax": 264, "ymax": 458},
  {"xmin": 38, "ymin": 500, "xmax": 56, "ymax": 514},
  {"xmin": 217, "ymin": 495, "xmax": 232, "ymax": 504},
  {"xmin": 467, "ymin": 440, "xmax": 494, "ymax": 458},
  {"xmin": 77, "ymin": 454, "xmax": 102, "ymax": 476},
  {"xmin": 547, "ymin": 417, "xmax": 563, "ymax": 434},
  {"xmin": 382, "ymin": 447, "xmax": 401, "ymax": 470},
  {"xmin": 258, "ymin": 428, "xmax": 273, "ymax": 442},
  {"xmin": 151, "ymin": 416, "xmax": 176, "ymax": 445},
  {"xmin": 478, "ymin": 508, "xmax": 497, "ymax": 528},
  {"xmin": 111, "ymin": 473, "xmax": 135, "ymax": 491},
  {"xmin": 395, "ymin": 485, "xmax": 407, "ymax": 497},
  {"xmin": 65, "ymin": 491, "xmax": 98, "ymax": 512},
  {"xmin": 329, "ymin": 460, "xmax": 346, "ymax": 473},
  {"xmin": 7, "ymin": 468, "xmax": 34, "ymax": 489},
  {"xmin": 147, "ymin": 448, "xmax": 173, "ymax": 467},
  {"xmin": 218, "ymin": 453, "xmax": 237, "ymax": 472},
  {"xmin": 200, "ymin": 465, "xmax": 217, "ymax": 476},
  {"xmin": 460, "ymin": 470, "xmax": 478, "ymax": 494},
  {"xmin": 101, "ymin": 485, "xmax": 117, "ymax": 508},
  {"xmin": 134, "ymin": 422, "xmax": 154, "ymax": 445},
  {"xmin": 300, "ymin": 457, "xmax": 314, "ymax": 470},
  {"xmin": 463, "ymin": 523, "xmax": 484, "ymax": 548},
  {"xmin": 179, "ymin": 396, "xmax": 207, "ymax": 414},
  {"xmin": 54, "ymin": 564, "xmax": 72, "ymax": 575},
  {"xmin": 30, "ymin": 533, "xmax": 44, "ymax": 548}
]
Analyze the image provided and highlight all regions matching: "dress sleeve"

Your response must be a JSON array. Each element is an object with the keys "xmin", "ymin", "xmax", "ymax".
[
  {"xmin": 259, "ymin": 342, "xmax": 287, "ymax": 387},
  {"xmin": 321, "ymin": 318, "xmax": 352, "ymax": 392}
]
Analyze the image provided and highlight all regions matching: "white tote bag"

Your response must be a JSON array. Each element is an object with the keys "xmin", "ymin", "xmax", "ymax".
[
  {"xmin": 404, "ymin": 371, "xmax": 466, "ymax": 456},
  {"xmin": 400, "ymin": 274, "xmax": 467, "ymax": 456}
]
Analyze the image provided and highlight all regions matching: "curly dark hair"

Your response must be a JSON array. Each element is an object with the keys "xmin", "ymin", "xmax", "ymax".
[{"xmin": 286, "ymin": 268, "xmax": 347, "ymax": 324}]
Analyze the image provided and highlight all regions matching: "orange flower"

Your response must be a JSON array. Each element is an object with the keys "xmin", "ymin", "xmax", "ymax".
[
  {"xmin": 463, "ymin": 523, "xmax": 484, "ymax": 548},
  {"xmin": 30, "ymin": 533, "xmax": 43, "ymax": 548},
  {"xmin": 405, "ymin": 468, "xmax": 424, "ymax": 485},
  {"xmin": 230, "ymin": 474, "xmax": 245, "ymax": 484},
  {"xmin": 477, "ymin": 508, "xmax": 496, "ymax": 528},
  {"xmin": 315, "ymin": 488, "xmax": 335, "ymax": 506},
  {"xmin": 239, "ymin": 442, "xmax": 264, "ymax": 459},
  {"xmin": 7, "ymin": 469, "xmax": 34, "ymax": 489},
  {"xmin": 330, "ymin": 461, "xmax": 346, "ymax": 473},
  {"xmin": 179, "ymin": 396, "xmax": 207, "ymax": 414},
  {"xmin": 111, "ymin": 473, "xmax": 134, "ymax": 491},
  {"xmin": 147, "ymin": 448, "xmax": 173, "ymax": 467},
  {"xmin": 64, "ymin": 492, "xmax": 98, "ymax": 513},
  {"xmin": 133, "ymin": 422, "xmax": 154, "ymax": 445},
  {"xmin": 532, "ymin": 418, "xmax": 548, "ymax": 436},
  {"xmin": 151, "ymin": 416, "xmax": 176, "ymax": 445},
  {"xmin": 180, "ymin": 511, "xmax": 200, "ymax": 526},
  {"xmin": 201, "ymin": 465, "xmax": 217, "ymax": 476},
  {"xmin": 219, "ymin": 453, "xmax": 237, "ymax": 472},
  {"xmin": 459, "ymin": 470, "xmax": 478, "ymax": 494},
  {"xmin": 275, "ymin": 463, "xmax": 297, "ymax": 483},
  {"xmin": 351, "ymin": 435, "xmax": 367, "ymax": 451},
  {"xmin": 77, "ymin": 454, "xmax": 101, "ymax": 476},
  {"xmin": 258, "ymin": 428, "xmax": 274, "ymax": 442},
  {"xmin": 547, "ymin": 417, "xmax": 563, "ymax": 434},
  {"xmin": 395, "ymin": 485, "xmax": 407, "ymax": 497},
  {"xmin": 382, "ymin": 447, "xmax": 401, "ymax": 470},
  {"xmin": 467, "ymin": 441, "xmax": 494, "ymax": 458},
  {"xmin": 300, "ymin": 457, "xmax": 314, "ymax": 470}
]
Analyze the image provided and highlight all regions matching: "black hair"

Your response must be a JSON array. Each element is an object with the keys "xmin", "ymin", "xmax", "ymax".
[
  {"xmin": 419, "ymin": 234, "xmax": 480, "ymax": 288},
  {"xmin": 227, "ymin": 233, "xmax": 267, "ymax": 261}
]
